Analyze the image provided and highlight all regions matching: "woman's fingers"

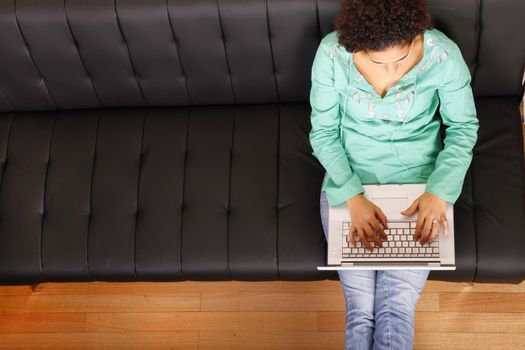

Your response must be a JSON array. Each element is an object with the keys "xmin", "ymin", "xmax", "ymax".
[
  {"xmin": 349, "ymin": 224, "xmax": 357, "ymax": 247},
  {"xmin": 373, "ymin": 209, "xmax": 389, "ymax": 240},
  {"xmin": 369, "ymin": 220, "xmax": 386, "ymax": 244},
  {"xmin": 357, "ymin": 228, "xmax": 374, "ymax": 252},
  {"xmin": 349, "ymin": 200, "xmax": 448, "ymax": 250},
  {"xmin": 350, "ymin": 222, "xmax": 385, "ymax": 251},
  {"xmin": 419, "ymin": 216, "xmax": 432, "ymax": 245},
  {"xmin": 420, "ymin": 214, "xmax": 448, "ymax": 245},
  {"xmin": 414, "ymin": 214, "xmax": 423, "ymax": 242},
  {"xmin": 441, "ymin": 215, "xmax": 449, "ymax": 236},
  {"xmin": 363, "ymin": 222, "xmax": 382, "ymax": 249},
  {"xmin": 375, "ymin": 207, "xmax": 389, "ymax": 230},
  {"xmin": 427, "ymin": 219, "xmax": 440, "ymax": 244}
]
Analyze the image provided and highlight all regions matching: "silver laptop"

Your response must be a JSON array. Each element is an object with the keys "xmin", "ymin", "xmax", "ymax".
[{"xmin": 317, "ymin": 183, "xmax": 456, "ymax": 270}]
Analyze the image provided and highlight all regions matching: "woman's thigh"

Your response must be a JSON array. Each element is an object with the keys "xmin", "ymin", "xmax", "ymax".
[{"xmin": 319, "ymin": 189, "xmax": 376, "ymax": 298}]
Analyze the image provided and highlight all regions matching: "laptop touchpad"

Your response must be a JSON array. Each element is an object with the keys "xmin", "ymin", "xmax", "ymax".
[{"xmin": 372, "ymin": 191, "xmax": 408, "ymax": 215}]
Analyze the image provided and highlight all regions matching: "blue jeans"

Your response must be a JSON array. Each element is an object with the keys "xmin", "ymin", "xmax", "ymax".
[{"xmin": 320, "ymin": 189, "xmax": 430, "ymax": 350}]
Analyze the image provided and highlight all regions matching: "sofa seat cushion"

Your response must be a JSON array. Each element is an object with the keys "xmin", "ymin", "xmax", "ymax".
[
  {"xmin": 468, "ymin": 97, "xmax": 525, "ymax": 283},
  {"xmin": 0, "ymin": 104, "xmax": 332, "ymax": 284}
]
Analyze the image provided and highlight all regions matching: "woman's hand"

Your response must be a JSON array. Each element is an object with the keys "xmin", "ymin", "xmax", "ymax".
[
  {"xmin": 345, "ymin": 194, "xmax": 389, "ymax": 252},
  {"xmin": 400, "ymin": 192, "xmax": 450, "ymax": 245}
]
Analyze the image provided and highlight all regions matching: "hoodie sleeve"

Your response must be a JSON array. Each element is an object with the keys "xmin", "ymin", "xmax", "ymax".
[
  {"xmin": 308, "ymin": 39, "xmax": 365, "ymax": 207},
  {"xmin": 424, "ymin": 42, "xmax": 480, "ymax": 204}
]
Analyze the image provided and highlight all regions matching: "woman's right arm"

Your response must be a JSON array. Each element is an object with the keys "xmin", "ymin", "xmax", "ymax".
[{"xmin": 308, "ymin": 38, "xmax": 365, "ymax": 208}]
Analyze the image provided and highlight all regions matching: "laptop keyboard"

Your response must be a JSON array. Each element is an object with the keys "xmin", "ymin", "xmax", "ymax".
[{"xmin": 341, "ymin": 221, "xmax": 440, "ymax": 258}]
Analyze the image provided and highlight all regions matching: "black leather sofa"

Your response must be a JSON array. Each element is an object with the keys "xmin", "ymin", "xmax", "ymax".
[{"xmin": 0, "ymin": 0, "xmax": 524, "ymax": 286}]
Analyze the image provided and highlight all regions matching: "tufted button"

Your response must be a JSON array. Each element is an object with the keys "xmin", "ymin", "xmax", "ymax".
[{"xmin": 427, "ymin": 38, "xmax": 433, "ymax": 46}]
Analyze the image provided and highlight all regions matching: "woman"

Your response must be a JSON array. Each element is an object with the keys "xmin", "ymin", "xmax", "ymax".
[{"xmin": 309, "ymin": 0, "xmax": 479, "ymax": 349}]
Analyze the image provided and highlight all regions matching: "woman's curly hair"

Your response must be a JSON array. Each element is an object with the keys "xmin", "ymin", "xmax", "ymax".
[{"xmin": 334, "ymin": 0, "xmax": 434, "ymax": 53}]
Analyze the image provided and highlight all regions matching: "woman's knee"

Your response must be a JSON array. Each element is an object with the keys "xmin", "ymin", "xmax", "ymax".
[
  {"xmin": 376, "ymin": 269, "xmax": 430, "ymax": 314},
  {"xmin": 386, "ymin": 269, "xmax": 430, "ymax": 295}
]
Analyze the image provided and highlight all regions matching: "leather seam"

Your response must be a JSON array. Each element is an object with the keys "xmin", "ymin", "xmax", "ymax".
[
  {"xmin": 471, "ymin": 0, "xmax": 482, "ymax": 88},
  {"xmin": 63, "ymin": 0, "xmax": 103, "ymax": 107},
  {"xmin": 165, "ymin": 0, "xmax": 192, "ymax": 104},
  {"xmin": 226, "ymin": 112, "xmax": 235, "ymax": 279},
  {"xmin": 133, "ymin": 110, "xmax": 147, "ymax": 277},
  {"xmin": 13, "ymin": 0, "xmax": 60, "ymax": 109},
  {"xmin": 180, "ymin": 112, "xmax": 190, "ymax": 280},
  {"xmin": 113, "ymin": 0, "xmax": 149, "ymax": 106},
  {"xmin": 86, "ymin": 116, "xmax": 100, "ymax": 280},
  {"xmin": 0, "ymin": 85, "xmax": 14, "ymax": 110},
  {"xmin": 265, "ymin": 0, "xmax": 280, "ymax": 101},
  {"xmin": 276, "ymin": 105, "xmax": 280, "ymax": 279},
  {"xmin": 216, "ymin": 0, "xmax": 236, "ymax": 104},
  {"xmin": 40, "ymin": 115, "xmax": 57, "ymax": 281}
]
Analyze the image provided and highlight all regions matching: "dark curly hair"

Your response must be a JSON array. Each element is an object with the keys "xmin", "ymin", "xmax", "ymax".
[{"xmin": 333, "ymin": 0, "xmax": 434, "ymax": 53}]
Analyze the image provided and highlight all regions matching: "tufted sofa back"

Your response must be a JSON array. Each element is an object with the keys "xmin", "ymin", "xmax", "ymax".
[{"xmin": 0, "ymin": 0, "xmax": 523, "ymax": 112}]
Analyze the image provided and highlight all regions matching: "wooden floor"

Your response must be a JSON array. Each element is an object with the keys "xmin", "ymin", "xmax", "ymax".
[
  {"xmin": 0, "ymin": 279, "xmax": 525, "ymax": 349},
  {"xmin": 0, "ymin": 98, "xmax": 524, "ymax": 349}
]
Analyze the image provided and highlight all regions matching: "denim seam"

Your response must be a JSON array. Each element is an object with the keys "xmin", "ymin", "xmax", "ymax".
[{"xmin": 384, "ymin": 271, "xmax": 391, "ymax": 349}]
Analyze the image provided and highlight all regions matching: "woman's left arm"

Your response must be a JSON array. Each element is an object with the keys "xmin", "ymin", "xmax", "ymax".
[
  {"xmin": 425, "ymin": 42, "xmax": 480, "ymax": 205},
  {"xmin": 402, "ymin": 42, "xmax": 480, "ymax": 245}
]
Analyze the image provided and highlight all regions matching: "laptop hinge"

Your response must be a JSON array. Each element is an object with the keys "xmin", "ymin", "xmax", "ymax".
[{"xmin": 340, "ymin": 261, "xmax": 441, "ymax": 267}]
